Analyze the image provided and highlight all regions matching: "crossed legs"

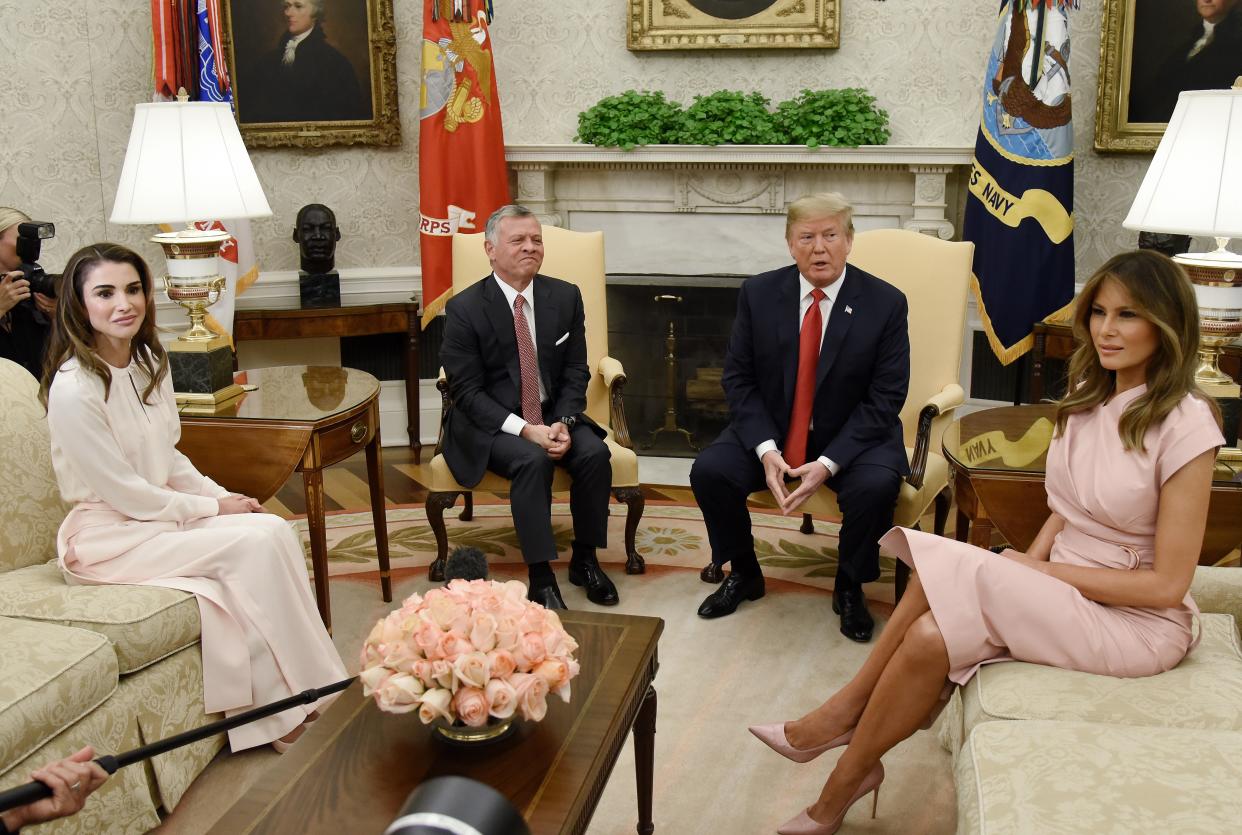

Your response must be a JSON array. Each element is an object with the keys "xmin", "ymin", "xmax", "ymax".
[{"xmin": 784, "ymin": 572, "xmax": 952, "ymax": 824}]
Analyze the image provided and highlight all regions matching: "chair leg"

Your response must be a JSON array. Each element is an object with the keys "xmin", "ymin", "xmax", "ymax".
[
  {"xmin": 612, "ymin": 487, "xmax": 646, "ymax": 575},
  {"xmin": 461, "ymin": 492, "xmax": 474, "ymax": 522},
  {"xmin": 426, "ymin": 491, "xmax": 459, "ymax": 582},
  {"xmin": 800, "ymin": 512, "xmax": 814, "ymax": 535},
  {"xmin": 934, "ymin": 487, "xmax": 951, "ymax": 537},
  {"xmin": 894, "ymin": 558, "xmax": 911, "ymax": 602}
]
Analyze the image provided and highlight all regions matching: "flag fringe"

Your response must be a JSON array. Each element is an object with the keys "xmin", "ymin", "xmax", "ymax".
[
  {"xmin": 969, "ymin": 273, "xmax": 1075, "ymax": 367},
  {"xmin": 1010, "ymin": 0, "xmax": 1078, "ymax": 11},
  {"xmin": 421, "ymin": 289, "xmax": 451, "ymax": 328}
]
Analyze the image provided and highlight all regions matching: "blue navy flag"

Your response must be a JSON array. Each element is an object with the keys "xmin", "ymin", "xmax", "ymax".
[
  {"xmin": 195, "ymin": 0, "xmax": 231, "ymax": 104},
  {"xmin": 964, "ymin": 0, "xmax": 1077, "ymax": 365}
]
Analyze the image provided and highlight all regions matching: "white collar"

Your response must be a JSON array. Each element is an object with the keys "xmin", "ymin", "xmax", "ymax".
[
  {"xmin": 493, "ymin": 273, "xmax": 535, "ymax": 309},
  {"xmin": 288, "ymin": 27, "xmax": 313, "ymax": 48},
  {"xmin": 797, "ymin": 266, "xmax": 846, "ymax": 304}
]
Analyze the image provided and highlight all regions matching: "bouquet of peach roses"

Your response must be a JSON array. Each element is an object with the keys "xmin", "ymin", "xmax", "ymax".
[{"xmin": 359, "ymin": 579, "xmax": 580, "ymax": 727}]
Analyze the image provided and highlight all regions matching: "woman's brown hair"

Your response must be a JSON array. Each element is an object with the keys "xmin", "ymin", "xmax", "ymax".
[
  {"xmin": 1055, "ymin": 249, "xmax": 1219, "ymax": 451},
  {"xmin": 38, "ymin": 243, "xmax": 168, "ymax": 408}
]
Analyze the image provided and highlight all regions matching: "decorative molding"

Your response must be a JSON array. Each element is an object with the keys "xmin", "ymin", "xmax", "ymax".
[{"xmin": 506, "ymin": 144, "xmax": 974, "ymax": 167}]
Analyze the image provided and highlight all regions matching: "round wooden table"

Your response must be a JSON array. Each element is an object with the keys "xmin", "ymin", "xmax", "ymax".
[
  {"xmin": 944, "ymin": 403, "xmax": 1242, "ymax": 563},
  {"xmin": 175, "ymin": 365, "xmax": 393, "ymax": 631}
]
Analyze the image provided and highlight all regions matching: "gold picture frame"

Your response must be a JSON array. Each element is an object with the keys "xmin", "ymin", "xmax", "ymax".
[
  {"xmin": 221, "ymin": 0, "xmax": 400, "ymax": 149},
  {"xmin": 1094, "ymin": 0, "xmax": 1242, "ymax": 153},
  {"xmin": 628, "ymin": 0, "xmax": 839, "ymax": 51}
]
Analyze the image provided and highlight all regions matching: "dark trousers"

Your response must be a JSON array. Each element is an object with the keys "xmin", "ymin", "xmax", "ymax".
[
  {"xmin": 690, "ymin": 433, "xmax": 900, "ymax": 585},
  {"xmin": 487, "ymin": 424, "xmax": 611, "ymax": 564}
]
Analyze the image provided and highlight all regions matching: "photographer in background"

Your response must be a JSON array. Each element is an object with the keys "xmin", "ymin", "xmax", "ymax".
[{"xmin": 0, "ymin": 208, "xmax": 55, "ymax": 378}]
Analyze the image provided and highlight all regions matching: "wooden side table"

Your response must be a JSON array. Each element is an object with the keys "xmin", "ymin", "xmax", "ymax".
[
  {"xmin": 945, "ymin": 403, "xmax": 1242, "ymax": 562},
  {"xmin": 233, "ymin": 302, "xmax": 422, "ymax": 461},
  {"xmin": 176, "ymin": 366, "xmax": 393, "ymax": 631},
  {"xmin": 1030, "ymin": 321, "xmax": 1242, "ymax": 403}
]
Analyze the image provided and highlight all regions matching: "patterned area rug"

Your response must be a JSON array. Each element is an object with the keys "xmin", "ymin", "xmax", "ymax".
[{"xmin": 292, "ymin": 501, "xmax": 901, "ymax": 604}]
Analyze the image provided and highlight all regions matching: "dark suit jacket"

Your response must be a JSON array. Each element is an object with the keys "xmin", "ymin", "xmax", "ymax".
[
  {"xmin": 439, "ymin": 273, "xmax": 604, "ymax": 488},
  {"xmin": 240, "ymin": 25, "xmax": 370, "ymax": 123},
  {"xmin": 721, "ymin": 263, "xmax": 910, "ymax": 476}
]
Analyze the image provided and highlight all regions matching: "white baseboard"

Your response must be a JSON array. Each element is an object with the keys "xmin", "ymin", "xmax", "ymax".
[{"xmin": 378, "ymin": 378, "xmax": 443, "ymax": 448}]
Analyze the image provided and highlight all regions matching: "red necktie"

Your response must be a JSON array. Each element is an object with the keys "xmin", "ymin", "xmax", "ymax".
[
  {"xmin": 513, "ymin": 295, "xmax": 543, "ymax": 425},
  {"xmin": 784, "ymin": 288, "xmax": 826, "ymax": 468}
]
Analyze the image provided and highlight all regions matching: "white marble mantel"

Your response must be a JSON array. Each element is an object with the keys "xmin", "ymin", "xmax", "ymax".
[{"xmin": 507, "ymin": 144, "xmax": 975, "ymax": 278}]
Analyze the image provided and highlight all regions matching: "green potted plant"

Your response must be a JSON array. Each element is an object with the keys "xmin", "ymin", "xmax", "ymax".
[
  {"xmin": 671, "ymin": 90, "xmax": 788, "ymax": 146},
  {"xmin": 774, "ymin": 88, "xmax": 891, "ymax": 148},
  {"xmin": 574, "ymin": 90, "xmax": 683, "ymax": 150}
]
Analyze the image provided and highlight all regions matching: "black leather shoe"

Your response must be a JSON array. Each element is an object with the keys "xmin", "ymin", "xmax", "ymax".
[
  {"xmin": 568, "ymin": 557, "xmax": 620, "ymax": 606},
  {"xmin": 697, "ymin": 572, "xmax": 765, "ymax": 619},
  {"xmin": 832, "ymin": 584, "xmax": 874, "ymax": 643},
  {"xmin": 528, "ymin": 582, "xmax": 568, "ymax": 610},
  {"xmin": 700, "ymin": 562, "xmax": 725, "ymax": 584}
]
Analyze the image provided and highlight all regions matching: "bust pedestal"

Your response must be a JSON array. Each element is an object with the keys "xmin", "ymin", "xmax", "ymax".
[{"xmin": 299, "ymin": 270, "xmax": 341, "ymax": 309}]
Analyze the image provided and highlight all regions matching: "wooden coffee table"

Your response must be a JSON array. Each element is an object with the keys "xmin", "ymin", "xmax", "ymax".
[{"xmin": 208, "ymin": 610, "xmax": 663, "ymax": 835}]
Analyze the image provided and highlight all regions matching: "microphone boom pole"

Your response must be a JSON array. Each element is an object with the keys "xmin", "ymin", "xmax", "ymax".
[{"xmin": 0, "ymin": 676, "xmax": 356, "ymax": 814}]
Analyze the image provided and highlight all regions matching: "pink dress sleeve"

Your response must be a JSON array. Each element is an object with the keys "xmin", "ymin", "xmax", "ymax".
[{"xmin": 1156, "ymin": 394, "xmax": 1226, "ymax": 485}]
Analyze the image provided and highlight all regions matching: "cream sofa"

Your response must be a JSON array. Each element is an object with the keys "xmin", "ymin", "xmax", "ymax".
[
  {"xmin": 941, "ymin": 566, "xmax": 1242, "ymax": 833},
  {"xmin": 0, "ymin": 358, "xmax": 223, "ymax": 833}
]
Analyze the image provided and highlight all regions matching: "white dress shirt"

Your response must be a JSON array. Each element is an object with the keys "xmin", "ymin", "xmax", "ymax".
[
  {"xmin": 1187, "ymin": 20, "xmax": 1217, "ymax": 59},
  {"xmin": 755, "ymin": 268, "xmax": 846, "ymax": 476},
  {"xmin": 493, "ymin": 274, "xmax": 547, "ymax": 435}
]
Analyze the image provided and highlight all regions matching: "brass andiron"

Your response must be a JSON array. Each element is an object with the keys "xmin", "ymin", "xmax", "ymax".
[{"xmin": 642, "ymin": 294, "xmax": 697, "ymax": 451}]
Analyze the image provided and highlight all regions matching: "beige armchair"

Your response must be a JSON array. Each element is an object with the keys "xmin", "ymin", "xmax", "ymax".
[
  {"xmin": 703, "ymin": 228, "xmax": 974, "ymax": 599},
  {"xmin": 424, "ymin": 227, "xmax": 646, "ymax": 579}
]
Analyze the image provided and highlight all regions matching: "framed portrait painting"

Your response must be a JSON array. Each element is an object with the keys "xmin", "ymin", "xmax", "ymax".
[
  {"xmin": 1095, "ymin": 0, "xmax": 1242, "ymax": 152},
  {"xmin": 628, "ymin": 0, "xmax": 840, "ymax": 51},
  {"xmin": 222, "ymin": 0, "xmax": 400, "ymax": 148}
]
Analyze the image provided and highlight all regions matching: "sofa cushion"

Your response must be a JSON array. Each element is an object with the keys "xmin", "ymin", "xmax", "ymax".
[
  {"xmin": 949, "ymin": 613, "xmax": 1242, "ymax": 752},
  {"xmin": 957, "ymin": 720, "xmax": 1242, "ymax": 834},
  {"xmin": 0, "ymin": 562, "xmax": 200, "ymax": 674},
  {"xmin": 0, "ymin": 615, "xmax": 118, "ymax": 771},
  {"xmin": 0, "ymin": 358, "xmax": 69, "ymax": 572}
]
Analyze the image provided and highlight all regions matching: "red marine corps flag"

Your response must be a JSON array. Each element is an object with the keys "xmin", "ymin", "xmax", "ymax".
[{"xmin": 419, "ymin": 0, "xmax": 510, "ymax": 326}]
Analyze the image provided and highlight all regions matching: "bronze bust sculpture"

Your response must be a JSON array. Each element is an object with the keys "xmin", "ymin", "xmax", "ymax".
[{"xmin": 293, "ymin": 203, "xmax": 341, "ymax": 308}]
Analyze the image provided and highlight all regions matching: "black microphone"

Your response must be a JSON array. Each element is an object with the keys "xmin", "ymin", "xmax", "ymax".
[
  {"xmin": 0, "ymin": 676, "xmax": 355, "ymax": 814},
  {"xmin": 443, "ymin": 546, "xmax": 490, "ymax": 582},
  {"xmin": 383, "ymin": 776, "xmax": 530, "ymax": 835}
]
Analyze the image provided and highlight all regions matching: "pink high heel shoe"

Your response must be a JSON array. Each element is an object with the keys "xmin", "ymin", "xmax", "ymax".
[
  {"xmin": 776, "ymin": 761, "xmax": 884, "ymax": 835},
  {"xmin": 748, "ymin": 723, "xmax": 854, "ymax": 764}
]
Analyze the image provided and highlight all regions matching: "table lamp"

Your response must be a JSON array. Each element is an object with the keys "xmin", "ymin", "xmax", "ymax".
[
  {"xmin": 1123, "ymin": 81, "xmax": 1242, "ymax": 399},
  {"xmin": 110, "ymin": 96, "xmax": 272, "ymax": 405}
]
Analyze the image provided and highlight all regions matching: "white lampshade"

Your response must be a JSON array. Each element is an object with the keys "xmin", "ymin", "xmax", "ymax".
[
  {"xmin": 1123, "ymin": 87, "xmax": 1242, "ymax": 239},
  {"xmin": 110, "ymin": 101, "xmax": 272, "ymax": 225}
]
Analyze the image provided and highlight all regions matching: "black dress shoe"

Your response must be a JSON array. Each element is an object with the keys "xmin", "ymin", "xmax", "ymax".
[
  {"xmin": 568, "ymin": 557, "xmax": 619, "ymax": 606},
  {"xmin": 528, "ymin": 582, "xmax": 568, "ymax": 610},
  {"xmin": 832, "ymin": 584, "xmax": 874, "ymax": 643},
  {"xmin": 700, "ymin": 562, "xmax": 725, "ymax": 584},
  {"xmin": 697, "ymin": 572, "xmax": 765, "ymax": 619}
]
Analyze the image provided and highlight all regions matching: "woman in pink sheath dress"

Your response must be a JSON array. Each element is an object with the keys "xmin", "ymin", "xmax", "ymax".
[
  {"xmin": 39, "ymin": 243, "xmax": 347, "ymax": 754},
  {"xmin": 750, "ymin": 250, "xmax": 1225, "ymax": 834}
]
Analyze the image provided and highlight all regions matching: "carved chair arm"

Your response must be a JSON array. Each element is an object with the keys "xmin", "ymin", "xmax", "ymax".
[
  {"xmin": 907, "ymin": 383, "xmax": 965, "ymax": 490},
  {"xmin": 599, "ymin": 355, "xmax": 634, "ymax": 450}
]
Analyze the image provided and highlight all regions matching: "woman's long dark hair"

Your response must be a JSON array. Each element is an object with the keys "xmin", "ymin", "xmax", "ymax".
[
  {"xmin": 1055, "ymin": 249, "xmax": 1219, "ymax": 451},
  {"xmin": 38, "ymin": 243, "xmax": 168, "ymax": 408}
]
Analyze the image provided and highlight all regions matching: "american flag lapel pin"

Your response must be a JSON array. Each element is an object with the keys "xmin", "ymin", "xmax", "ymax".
[{"xmin": 845, "ymin": 305, "xmax": 853, "ymax": 315}]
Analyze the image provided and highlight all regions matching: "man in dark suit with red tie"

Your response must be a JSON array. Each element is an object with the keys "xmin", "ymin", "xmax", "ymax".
[
  {"xmin": 692, "ymin": 193, "xmax": 910, "ymax": 642},
  {"xmin": 439, "ymin": 205, "xmax": 618, "ymax": 610}
]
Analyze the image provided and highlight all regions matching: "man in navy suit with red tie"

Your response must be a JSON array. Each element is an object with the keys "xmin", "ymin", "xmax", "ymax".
[{"xmin": 692, "ymin": 193, "xmax": 910, "ymax": 642}]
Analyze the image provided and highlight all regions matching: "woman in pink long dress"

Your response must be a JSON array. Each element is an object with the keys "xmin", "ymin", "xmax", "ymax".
[
  {"xmin": 39, "ymin": 243, "xmax": 347, "ymax": 753},
  {"xmin": 749, "ymin": 250, "xmax": 1225, "ymax": 834}
]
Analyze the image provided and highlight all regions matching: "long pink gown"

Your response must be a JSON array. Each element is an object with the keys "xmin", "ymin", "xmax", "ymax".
[
  {"xmin": 881, "ymin": 385, "xmax": 1224, "ymax": 684},
  {"xmin": 47, "ymin": 356, "xmax": 347, "ymax": 751}
]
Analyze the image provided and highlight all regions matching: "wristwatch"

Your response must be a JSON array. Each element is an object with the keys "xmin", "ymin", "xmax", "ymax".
[{"xmin": 557, "ymin": 415, "xmax": 578, "ymax": 429}]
